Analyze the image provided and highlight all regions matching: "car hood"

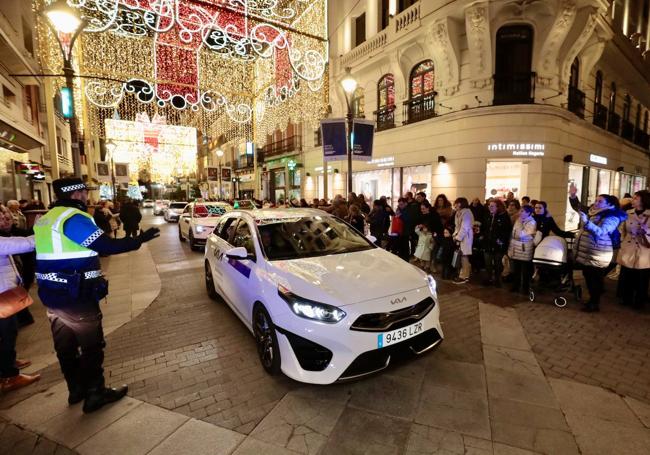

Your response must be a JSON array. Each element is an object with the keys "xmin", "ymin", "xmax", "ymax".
[
  {"xmin": 266, "ymin": 248, "xmax": 427, "ymax": 306},
  {"xmin": 192, "ymin": 217, "xmax": 222, "ymax": 226}
]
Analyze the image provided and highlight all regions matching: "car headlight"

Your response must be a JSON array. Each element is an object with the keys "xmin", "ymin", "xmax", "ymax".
[
  {"xmin": 195, "ymin": 225, "xmax": 206, "ymax": 233},
  {"xmin": 426, "ymin": 274, "xmax": 438, "ymax": 299},
  {"xmin": 278, "ymin": 285, "xmax": 346, "ymax": 323}
]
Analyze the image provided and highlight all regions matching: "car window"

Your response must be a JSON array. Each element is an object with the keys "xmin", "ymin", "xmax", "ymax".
[
  {"xmin": 183, "ymin": 205, "xmax": 191, "ymax": 214},
  {"xmin": 217, "ymin": 217, "xmax": 238, "ymax": 243},
  {"xmin": 170, "ymin": 202, "xmax": 187, "ymax": 209},
  {"xmin": 232, "ymin": 220, "xmax": 255, "ymax": 257}
]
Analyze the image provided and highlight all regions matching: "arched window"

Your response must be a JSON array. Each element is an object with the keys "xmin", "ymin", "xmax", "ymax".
[
  {"xmin": 609, "ymin": 82, "xmax": 617, "ymax": 113},
  {"xmin": 494, "ymin": 25, "xmax": 534, "ymax": 105},
  {"xmin": 409, "ymin": 60, "xmax": 435, "ymax": 99},
  {"xmin": 569, "ymin": 58, "xmax": 580, "ymax": 88},
  {"xmin": 377, "ymin": 74, "xmax": 395, "ymax": 109},
  {"xmin": 351, "ymin": 87, "xmax": 365, "ymax": 118},
  {"xmin": 623, "ymin": 94, "xmax": 631, "ymax": 121},
  {"xmin": 594, "ymin": 71, "xmax": 603, "ymax": 106}
]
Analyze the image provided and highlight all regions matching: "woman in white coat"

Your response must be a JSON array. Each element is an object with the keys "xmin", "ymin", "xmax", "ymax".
[
  {"xmin": 452, "ymin": 197, "xmax": 474, "ymax": 284},
  {"xmin": 617, "ymin": 190, "xmax": 650, "ymax": 310},
  {"xmin": 508, "ymin": 205, "xmax": 537, "ymax": 295},
  {"xmin": 0, "ymin": 235, "xmax": 40, "ymax": 392}
]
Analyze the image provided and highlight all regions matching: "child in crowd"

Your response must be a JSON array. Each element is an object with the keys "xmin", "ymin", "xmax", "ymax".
[{"xmin": 414, "ymin": 224, "xmax": 433, "ymax": 271}]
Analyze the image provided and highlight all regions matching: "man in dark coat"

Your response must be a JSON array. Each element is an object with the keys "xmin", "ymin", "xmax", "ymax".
[{"xmin": 120, "ymin": 200, "xmax": 143, "ymax": 238}]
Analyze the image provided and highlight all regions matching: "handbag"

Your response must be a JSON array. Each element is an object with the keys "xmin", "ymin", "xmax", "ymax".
[
  {"xmin": 0, "ymin": 258, "xmax": 34, "ymax": 318},
  {"xmin": 451, "ymin": 247, "xmax": 462, "ymax": 269}
]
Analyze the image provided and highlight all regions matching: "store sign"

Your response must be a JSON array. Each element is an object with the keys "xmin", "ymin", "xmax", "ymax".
[
  {"xmin": 369, "ymin": 156, "xmax": 395, "ymax": 167},
  {"xmin": 351, "ymin": 119, "xmax": 374, "ymax": 161},
  {"xmin": 589, "ymin": 154, "xmax": 607, "ymax": 165},
  {"xmin": 487, "ymin": 143, "xmax": 545, "ymax": 157},
  {"xmin": 321, "ymin": 119, "xmax": 347, "ymax": 162}
]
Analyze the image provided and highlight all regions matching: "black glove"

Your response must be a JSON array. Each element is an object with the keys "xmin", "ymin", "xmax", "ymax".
[{"xmin": 138, "ymin": 227, "xmax": 160, "ymax": 243}]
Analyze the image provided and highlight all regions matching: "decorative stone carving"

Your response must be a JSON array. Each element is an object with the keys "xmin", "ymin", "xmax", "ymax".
[
  {"xmin": 538, "ymin": 0, "xmax": 577, "ymax": 75},
  {"xmin": 465, "ymin": 2, "xmax": 491, "ymax": 82},
  {"xmin": 427, "ymin": 17, "xmax": 461, "ymax": 94},
  {"xmin": 560, "ymin": 7, "xmax": 599, "ymax": 87}
]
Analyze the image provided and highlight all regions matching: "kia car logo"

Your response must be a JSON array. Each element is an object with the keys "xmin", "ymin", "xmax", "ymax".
[{"xmin": 391, "ymin": 296, "xmax": 407, "ymax": 305}]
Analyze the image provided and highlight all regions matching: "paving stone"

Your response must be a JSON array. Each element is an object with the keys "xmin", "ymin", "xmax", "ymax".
[
  {"xmin": 486, "ymin": 367, "xmax": 559, "ymax": 409},
  {"xmin": 480, "ymin": 305, "xmax": 530, "ymax": 351},
  {"xmin": 405, "ymin": 423, "xmax": 492, "ymax": 455},
  {"xmin": 489, "ymin": 397, "xmax": 579, "ymax": 455},
  {"xmin": 148, "ymin": 418, "xmax": 244, "ymax": 455},
  {"xmin": 232, "ymin": 438, "xmax": 299, "ymax": 455},
  {"xmin": 76, "ymin": 403, "xmax": 188, "ymax": 455},
  {"xmin": 347, "ymin": 373, "xmax": 422, "ymax": 419},
  {"xmin": 549, "ymin": 378, "xmax": 641, "ymax": 425},
  {"xmin": 563, "ymin": 412, "xmax": 650, "ymax": 455},
  {"xmin": 416, "ymin": 384, "xmax": 490, "ymax": 440},
  {"xmin": 624, "ymin": 396, "xmax": 650, "ymax": 428},
  {"xmin": 250, "ymin": 394, "xmax": 345, "ymax": 455},
  {"xmin": 320, "ymin": 406, "xmax": 411, "ymax": 455},
  {"xmin": 492, "ymin": 443, "xmax": 540, "ymax": 455},
  {"xmin": 425, "ymin": 357, "xmax": 486, "ymax": 395},
  {"xmin": 0, "ymin": 382, "xmax": 70, "ymax": 431},
  {"xmin": 482, "ymin": 345, "xmax": 544, "ymax": 377},
  {"xmin": 41, "ymin": 398, "xmax": 141, "ymax": 448}
]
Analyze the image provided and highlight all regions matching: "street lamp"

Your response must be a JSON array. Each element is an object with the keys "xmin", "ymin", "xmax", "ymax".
[
  {"xmin": 340, "ymin": 67, "xmax": 357, "ymax": 197},
  {"xmin": 105, "ymin": 139, "xmax": 118, "ymax": 201},
  {"xmin": 44, "ymin": 0, "xmax": 86, "ymax": 178},
  {"xmin": 216, "ymin": 148, "xmax": 224, "ymax": 200}
]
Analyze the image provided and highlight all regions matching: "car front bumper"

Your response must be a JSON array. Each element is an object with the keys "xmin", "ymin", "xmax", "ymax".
[{"xmin": 273, "ymin": 293, "xmax": 443, "ymax": 385}]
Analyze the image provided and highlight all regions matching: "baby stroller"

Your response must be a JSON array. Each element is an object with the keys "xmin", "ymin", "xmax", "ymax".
[{"xmin": 529, "ymin": 235, "xmax": 582, "ymax": 307}]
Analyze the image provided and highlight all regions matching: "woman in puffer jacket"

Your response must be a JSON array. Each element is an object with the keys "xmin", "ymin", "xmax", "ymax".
[
  {"xmin": 617, "ymin": 190, "xmax": 650, "ymax": 310},
  {"xmin": 508, "ymin": 205, "xmax": 537, "ymax": 295},
  {"xmin": 0, "ymin": 236, "xmax": 40, "ymax": 392},
  {"xmin": 572, "ymin": 193, "xmax": 627, "ymax": 312},
  {"xmin": 452, "ymin": 197, "xmax": 474, "ymax": 284}
]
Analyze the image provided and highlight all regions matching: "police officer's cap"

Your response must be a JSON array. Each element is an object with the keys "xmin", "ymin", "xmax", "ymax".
[{"xmin": 53, "ymin": 177, "xmax": 90, "ymax": 199}]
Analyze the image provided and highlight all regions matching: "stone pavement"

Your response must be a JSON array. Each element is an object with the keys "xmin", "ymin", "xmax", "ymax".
[{"xmin": 2, "ymin": 215, "xmax": 650, "ymax": 454}]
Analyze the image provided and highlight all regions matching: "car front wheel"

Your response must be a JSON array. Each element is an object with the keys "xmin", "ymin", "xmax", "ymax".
[
  {"xmin": 253, "ymin": 304, "xmax": 281, "ymax": 375},
  {"xmin": 179, "ymin": 226, "xmax": 186, "ymax": 242},
  {"xmin": 205, "ymin": 261, "xmax": 218, "ymax": 300}
]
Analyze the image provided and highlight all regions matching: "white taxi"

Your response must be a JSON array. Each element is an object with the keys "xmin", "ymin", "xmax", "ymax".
[
  {"xmin": 204, "ymin": 209, "xmax": 443, "ymax": 384},
  {"xmin": 179, "ymin": 201, "xmax": 232, "ymax": 250}
]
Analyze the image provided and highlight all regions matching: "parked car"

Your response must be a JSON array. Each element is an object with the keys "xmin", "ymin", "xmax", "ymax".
[
  {"xmin": 154, "ymin": 199, "xmax": 170, "ymax": 216},
  {"xmin": 163, "ymin": 201, "xmax": 188, "ymax": 222},
  {"xmin": 142, "ymin": 199, "xmax": 154, "ymax": 208},
  {"xmin": 179, "ymin": 201, "xmax": 233, "ymax": 250},
  {"xmin": 204, "ymin": 209, "xmax": 443, "ymax": 384}
]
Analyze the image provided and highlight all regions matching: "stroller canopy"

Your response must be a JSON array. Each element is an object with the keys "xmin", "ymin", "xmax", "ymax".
[{"xmin": 533, "ymin": 235, "xmax": 568, "ymax": 266}]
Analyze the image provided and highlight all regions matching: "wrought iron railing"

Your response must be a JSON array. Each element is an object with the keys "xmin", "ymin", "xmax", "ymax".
[
  {"xmin": 593, "ymin": 104, "xmax": 608, "ymax": 129},
  {"xmin": 621, "ymin": 120, "xmax": 634, "ymax": 141},
  {"xmin": 634, "ymin": 130, "xmax": 650, "ymax": 150},
  {"xmin": 567, "ymin": 86, "xmax": 585, "ymax": 118},
  {"xmin": 262, "ymin": 134, "xmax": 302, "ymax": 158},
  {"xmin": 403, "ymin": 93, "xmax": 436, "ymax": 125},
  {"xmin": 493, "ymin": 72, "xmax": 536, "ymax": 105},
  {"xmin": 608, "ymin": 112, "xmax": 621, "ymax": 135},
  {"xmin": 374, "ymin": 105, "xmax": 396, "ymax": 131}
]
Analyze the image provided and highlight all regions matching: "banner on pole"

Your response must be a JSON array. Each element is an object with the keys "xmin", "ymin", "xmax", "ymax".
[
  {"xmin": 207, "ymin": 167, "xmax": 218, "ymax": 181},
  {"xmin": 320, "ymin": 119, "xmax": 347, "ymax": 162},
  {"xmin": 114, "ymin": 163, "xmax": 130, "ymax": 183},
  {"xmin": 352, "ymin": 119, "xmax": 374, "ymax": 161},
  {"xmin": 95, "ymin": 162, "xmax": 111, "ymax": 182}
]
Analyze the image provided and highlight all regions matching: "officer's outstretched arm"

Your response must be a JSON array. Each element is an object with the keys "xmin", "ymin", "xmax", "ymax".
[{"xmin": 64, "ymin": 214, "xmax": 159, "ymax": 256}]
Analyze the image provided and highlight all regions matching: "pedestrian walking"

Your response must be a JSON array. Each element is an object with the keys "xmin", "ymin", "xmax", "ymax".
[
  {"xmin": 120, "ymin": 199, "xmax": 142, "ymax": 238},
  {"xmin": 0, "ymin": 235, "xmax": 40, "ymax": 392},
  {"xmin": 34, "ymin": 178, "xmax": 160, "ymax": 413},
  {"xmin": 617, "ymin": 190, "xmax": 650, "ymax": 310},
  {"xmin": 480, "ymin": 199, "xmax": 511, "ymax": 287},
  {"xmin": 569, "ymin": 188, "xmax": 626, "ymax": 312},
  {"xmin": 508, "ymin": 205, "xmax": 537, "ymax": 295},
  {"xmin": 452, "ymin": 197, "xmax": 474, "ymax": 284}
]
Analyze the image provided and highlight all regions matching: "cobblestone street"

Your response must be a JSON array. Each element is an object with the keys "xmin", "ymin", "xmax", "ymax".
[{"xmin": 1, "ymin": 213, "xmax": 650, "ymax": 454}]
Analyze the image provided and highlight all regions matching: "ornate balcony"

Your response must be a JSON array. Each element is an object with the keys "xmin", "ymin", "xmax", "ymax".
[
  {"xmin": 262, "ymin": 134, "xmax": 302, "ymax": 159},
  {"xmin": 567, "ymin": 86, "xmax": 585, "ymax": 119},
  {"xmin": 621, "ymin": 120, "xmax": 634, "ymax": 141},
  {"xmin": 608, "ymin": 112, "xmax": 621, "ymax": 135},
  {"xmin": 493, "ymin": 72, "xmax": 536, "ymax": 105},
  {"xmin": 403, "ymin": 93, "xmax": 436, "ymax": 125},
  {"xmin": 593, "ymin": 104, "xmax": 608, "ymax": 129},
  {"xmin": 634, "ymin": 130, "xmax": 650, "ymax": 150},
  {"xmin": 374, "ymin": 105, "xmax": 396, "ymax": 131}
]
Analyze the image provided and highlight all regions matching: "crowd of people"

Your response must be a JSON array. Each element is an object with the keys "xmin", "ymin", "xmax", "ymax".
[{"xmin": 313, "ymin": 188, "xmax": 649, "ymax": 314}]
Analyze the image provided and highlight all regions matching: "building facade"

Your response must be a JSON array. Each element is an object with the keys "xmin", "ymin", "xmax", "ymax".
[{"xmin": 301, "ymin": 0, "xmax": 650, "ymax": 228}]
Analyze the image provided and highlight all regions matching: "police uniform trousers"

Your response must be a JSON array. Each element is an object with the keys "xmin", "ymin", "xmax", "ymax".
[{"xmin": 47, "ymin": 303, "xmax": 106, "ymax": 393}]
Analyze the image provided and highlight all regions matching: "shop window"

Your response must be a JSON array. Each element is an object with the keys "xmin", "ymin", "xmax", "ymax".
[
  {"xmin": 409, "ymin": 60, "xmax": 434, "ymax": 98},
  {"xmin": 565, "ymin": 164, "xmax": 585, "ymax": 231},
  {"xmin": 402, "ymin": 165, "xmax": 431, "ymax": 197},
  {"xmin": 486, "ymin": 161, "xmax": 528, "ymax": 201},
  {"xmin": 350, "ymin": 87, "xmax": 365, "ymax": 118},
  {"xmin": 354, "ymin": 13, "xmax": 366, "ymax": 47},
  {"xmin": 493, "ymin": 25, "xmax": 535, "ymax": 105}
]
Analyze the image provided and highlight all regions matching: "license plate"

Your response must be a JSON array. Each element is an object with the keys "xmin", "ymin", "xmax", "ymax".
[{"xmin": 377, "ymin": 322, "xmax": 423, "ymax": 348}]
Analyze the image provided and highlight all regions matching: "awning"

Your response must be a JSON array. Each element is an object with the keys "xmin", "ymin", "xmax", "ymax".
[{"xmin": 0, "ymin": 119, "xmax": 46, "ymax": 152}]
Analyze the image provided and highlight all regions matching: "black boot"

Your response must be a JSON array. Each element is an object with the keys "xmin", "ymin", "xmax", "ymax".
[
  {"xmin": 83, "ymin": 385, "xmax": 128, "ymax": 413},
  {"xmin": 68, "ymin": 388, "xmax": 86, "ymax": 405}
]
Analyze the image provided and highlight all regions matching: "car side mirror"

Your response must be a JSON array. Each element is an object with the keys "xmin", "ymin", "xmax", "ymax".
[
  {"xmin": 225, "ymin": 246, "xmax": 249, "ymax": 260},
  {"xmin": 366, "ymin": 234, "xmax": 377, "ymax": 243}
]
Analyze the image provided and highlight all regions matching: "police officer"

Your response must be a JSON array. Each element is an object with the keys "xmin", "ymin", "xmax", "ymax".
[{"xmin": 34, "ymin": 178, "xmax": 160, "ymax": 413}]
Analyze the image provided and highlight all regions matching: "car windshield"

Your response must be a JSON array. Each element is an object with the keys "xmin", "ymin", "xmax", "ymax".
[
  {"xmin": 257, "ymin": 216, "xmax": 374, "ymax": 261},
  {"xmin": 170, "ymin": 202, "xmax": 187, "ymax": 209},
  {"xmin": 194, "ymin": 204, "xmax": 231, "ymax": 218}
]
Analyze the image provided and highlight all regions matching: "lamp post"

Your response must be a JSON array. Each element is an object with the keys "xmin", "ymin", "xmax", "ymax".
[
  {"xmin": 44, "ymin": 0, "xmax": 85, "ymax": 178},
  {"xmin": 216, "ymin": 148, "xmax": 224, "ymax": 200},
  {"xmin": 340, "ymin": 67, "xmax": 357, "ymax": 197},
  {"xmin": 105, "ymin": 139, "xmax": 117, "ymax": 201}
]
